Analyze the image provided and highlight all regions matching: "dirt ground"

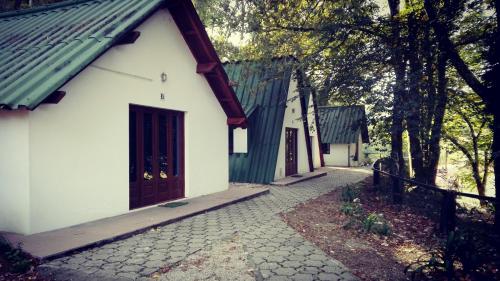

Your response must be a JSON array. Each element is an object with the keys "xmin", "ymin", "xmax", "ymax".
[
  {"xmin": 281, "ymin": 177, "xmax": 441, "ymax": 281},
  {"xmin": 154, "ymin": 235, "xmax": 255, "ymax": 281}
]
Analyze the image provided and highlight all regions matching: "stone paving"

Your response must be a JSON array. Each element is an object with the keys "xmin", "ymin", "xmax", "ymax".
[{"xmin": 40, "ymin": 168, "xmax": 370, "ymax": 281}]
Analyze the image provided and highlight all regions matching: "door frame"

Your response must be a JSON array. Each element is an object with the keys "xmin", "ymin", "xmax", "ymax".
[{"xmin": 129, "ymin": 104, "xmax": 185, "ymax": 210}]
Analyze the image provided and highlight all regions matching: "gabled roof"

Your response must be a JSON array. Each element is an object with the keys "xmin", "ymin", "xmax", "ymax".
[
  {"xmin": 318, "ymin": 105, "xmax": 369, "ymax": 144},
  {"xmin": 0, "ymin": 0, "xmax": 246, "ymax": 126},
  {"xmin": 224, "ymin": 58, "xmax": 296, "ymax": 184}
]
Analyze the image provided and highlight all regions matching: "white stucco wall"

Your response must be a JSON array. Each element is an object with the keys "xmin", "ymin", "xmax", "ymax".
[
  {"xmin": 307, "ymin": 93, "xmax": 321, "ymax": 168},
  {"xmin": 0, "ymin": 111, "xmax": 31, "ymax": 234},
  {"xmin": 324, "ymin": 144, "xmax": 350, "ymax": 167},
  {"xmin": 323, "ymin": 132, "xmax": 364, "ymax": 167},
  {"xmin": 274, "ymin": 77, "xmax": 310, "ymax": 180},
  {"xmin": 0, "ymin": 8, "xmax": 229, "ymax": 234}
]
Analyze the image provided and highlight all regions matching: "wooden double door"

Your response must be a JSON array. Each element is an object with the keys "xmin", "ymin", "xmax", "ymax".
[
  {"xmin": 285, "ymin": 127, "xmax": 298, "ymax": 176},
  {"xmin": 129, "ymin": 105, "xmax": 184, "ymax": 209}
]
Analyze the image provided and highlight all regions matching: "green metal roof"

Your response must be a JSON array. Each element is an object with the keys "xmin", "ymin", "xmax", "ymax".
[
  {"xmin": 0, "ymin": 0, "xmax": 164, "ymax": 110},
  {"xmin": 224, "ymin": 58, "xmax": 295, "ymax": 184},
  {"xmin": 318, "ymin": 105, "xmax": 369, "ymax": 144}
]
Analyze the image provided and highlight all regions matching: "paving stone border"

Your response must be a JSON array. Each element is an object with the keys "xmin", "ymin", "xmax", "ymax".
[{"xmin": 41, "ymin": 168, "xmax": 370, "ymax": 281}]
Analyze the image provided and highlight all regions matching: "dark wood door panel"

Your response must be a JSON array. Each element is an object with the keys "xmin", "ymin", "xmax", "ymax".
[
  {"xmin": 129, "ymin": 105, "xmax": 185, "ymax": 209},
  {"xmin": 285, "ymin": 127, "xmax": 298, "ymax": 176}
]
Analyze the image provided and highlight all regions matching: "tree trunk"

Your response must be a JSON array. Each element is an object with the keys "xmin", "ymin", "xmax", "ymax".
[
  {"xmin": 493, "ymin": 112, "xmax": 500, "ymax": 230},
  {"xmin": 388, "ymin": 0, "xmax": 407, "ymax": 177},
  {"xmin": 424, "ymin": 0, "xmax": 500, "ymax": 230},
  {"xmin": 406, "ymin": 13, "xmax": 426, "ymax": 182},
  {"xmin": 471, "ymin": 160, "xmax": 485, "ymax": 194},
  {"xmin": 391, "ymin": 85, "xmax": 406, "ymax": 177},
  {"xmin": 422, "ymin": 23, "xmax": 436, "ymax": 157},
  {"xmin": 426, "ymin": 49, "xmax": 448, "ymax": 185},
  {"xmin": 491, "ymin": 0, "xmax": 500, "ymax": 232}
]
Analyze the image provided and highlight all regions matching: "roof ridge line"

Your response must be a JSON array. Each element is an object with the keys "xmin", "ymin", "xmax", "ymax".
[{"xmin": 0, "ymin": 0, "xmax": 98, "ymax": 19}]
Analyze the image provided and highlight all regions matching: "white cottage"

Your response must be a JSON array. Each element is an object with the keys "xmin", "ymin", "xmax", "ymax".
[
  {"xmin": 224, "ymin": 59, "xmax": 323, "ymax": 184},
  {"xmin": 0, "ymin": 0, "xmax": 246, "ymax": 235},
  {"xmin": 318, "ymin": 106, "xmax": 370, "ymax": 167}
]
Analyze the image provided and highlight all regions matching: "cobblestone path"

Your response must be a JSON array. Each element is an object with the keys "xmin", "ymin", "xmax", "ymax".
[{"xmin": 41, "ymin": 168, "xmax": 370, "ymax": 281}]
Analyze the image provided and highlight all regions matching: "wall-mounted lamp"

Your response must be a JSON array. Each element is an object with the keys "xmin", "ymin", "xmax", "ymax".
[{"xmin": 160, "ymin": 72, "xmax": 167, "ymax": 83}]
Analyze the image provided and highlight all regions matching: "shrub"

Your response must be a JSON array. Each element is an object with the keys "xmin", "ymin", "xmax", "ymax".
[
  {"xmin": 362, "ymin": 213, "xmax": 391, "ymax": 236},
  {"xmin": 0, "ymin": 238, "xmax": 32, "ymax": 273},
  {"xmin": 5, "ymin": 246, "xmax": 32, "ymax": 273},
  {"xmin": 341, "ymin": 185, "xmax": 358, "ymax": 202},
  {"xmin": 340, "ymin": 202, "xmax": 363, "ymax": 217}
]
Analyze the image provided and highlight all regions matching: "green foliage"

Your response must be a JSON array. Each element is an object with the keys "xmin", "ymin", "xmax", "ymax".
[
  {"xmin": 362, "ymin": 213, "xmax": 391, "ymax": 236},
  {"xmin": 340, "ymin": 201, "xmax": 365, "ymax": 231},
  {"xmin": 194, "ymin": 0, "xmax": 496, "ymax": 175},
  {"xmin": 340, "ymin": 185, "xmax": 358, "ymax": 203},
  {"xmin": 443, "ymin": 90, "xmax": 494, "ymax": 194},
  {"xmin": 338, "ymin": 184, "xmax": 391, "ymax": 236},
  {"xmin": 194, "ymin": 0, "xmax": 387, "ymax": 146},
  {"xmin": 0, "ymin": 238, "xmax": 32, "ymax": 273},
  {"xmin": 340, "ymin": 202, "xmax": 363, "ymax": 217}
]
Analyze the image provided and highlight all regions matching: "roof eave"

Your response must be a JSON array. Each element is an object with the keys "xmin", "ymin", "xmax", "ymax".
[{"xmin": 168, "ymin": 0, "xmax": 247, "ymax": 128}]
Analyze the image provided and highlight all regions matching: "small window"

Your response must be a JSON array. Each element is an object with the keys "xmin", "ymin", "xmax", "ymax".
[
  {"xmin": 321, "ymin": 143, "xmax": 330, "ymax": 154},
  {"xmin": 228, "ymin": 127, "xmax": 234, "ymax": 154}
]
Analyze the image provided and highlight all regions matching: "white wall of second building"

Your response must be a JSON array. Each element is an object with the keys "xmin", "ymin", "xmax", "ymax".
[
  {"xmin": 324, "ymin": 144, "xmax": 350, "ymax": 167},
  {"xmin": 24, "ymin": 8, "xmax": 229, "ymax": 234},
  {"xmin": 0, "ymin": 111, "xmax": 31, "ymax": 234},
  {"xmin": 274, "ymin": 77, "xmax": 310, "ymax": 180},
  {"xmin": 323, "ymin": 132, "xmax": 365, "ymax": 167}
]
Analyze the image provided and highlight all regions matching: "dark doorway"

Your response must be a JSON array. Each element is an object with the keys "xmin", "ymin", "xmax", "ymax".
[
  {"xmin": 285, "ymin": 127, "xmax": 298, "ymax": 176},
  {"xmin": 129, "ymin": 105, "xmax": 184, "ymax": 209}
]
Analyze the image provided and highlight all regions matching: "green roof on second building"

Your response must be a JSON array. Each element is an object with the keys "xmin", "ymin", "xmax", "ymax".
[
  {"xmin": 318, "ymin": 105, "xmax": 369, "ymax": 144},
  {"xmin": 224, "ymin": 58, "xmax": 297, "ymax": 184}
]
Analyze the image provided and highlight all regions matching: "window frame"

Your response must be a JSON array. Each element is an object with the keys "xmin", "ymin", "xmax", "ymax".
[{"xmin": 321, "ymin": 143, "xmax": 330, "ymax": 154}]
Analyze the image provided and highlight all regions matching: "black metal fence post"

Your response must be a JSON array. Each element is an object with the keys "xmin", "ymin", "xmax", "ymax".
[
  {"xmin": 391, "ymin": 175, "xmax": 403, "ymax": 204},
  {"xmin": 389, "ymin": 160, "xmax": 403, "ymax": 204},
  {"xmin": 439, "ymin": 191, "xmax": 457, "ymax": 234},
  {"xmin": 373, "ymin": 163, "xmax": 380, "ymax": 186},
  {"xmin": 372, "ymin": 157, "xmax": 495, "ymax": 236}
]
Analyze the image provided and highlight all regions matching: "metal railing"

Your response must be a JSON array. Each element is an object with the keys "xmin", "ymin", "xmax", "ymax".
[{"xmin": 372, "ymin": 158, "xmax": 496, "ymax": 234}]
